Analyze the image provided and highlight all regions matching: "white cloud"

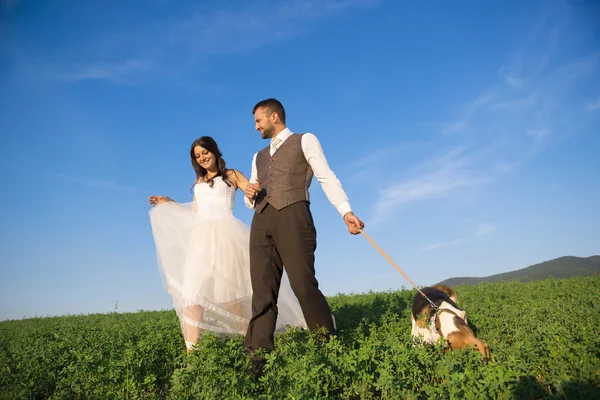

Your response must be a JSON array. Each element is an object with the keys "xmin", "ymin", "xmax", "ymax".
[
  {"xmin": 493, "ymin": 162, "xmax": 514, "ymax": 173},
  {"xmin": 56, "ymin": 59, "xmax": 154, "ymax": 84},
  {"xmin": 585, "ymin": 97, "xmax": 600, "ymax": 111},
  {"xmin": 504, "ymin": 74, "xmax": 522, "ymax": 88},
  {"xmin": 36, "ymin": 0, "xmax": 382, "ymax": 84},
  {"xmin": 370, "ymin": 3, "xmax": 599, "ymax": 222},
  {"xmin": 474, "ymin": 223, "xmax": 495, "ymax": 237},
  {"xmin": 51, "ymin": 174, "xmax": 134, "ymax": 191},
  {"xmin": 372, "ymin": 145, "xmax": 492, "ymax": 220},
  {"xmin": 526, "ymin": 128, "xmax": 550, "ymax": 144},
  {"xmin": 341, "ymin": 141, "xmax": 414, "ymax": 183},
  {"xmin": 419, "ymin": 223, "xmax": 495, "ymax": 252},
  {"xmin": 169, "ymin": 0, "xmax": 382, "ymax": 56},
  {"xmin": 352, "ymin": 142, "xmax": 412, "ymax": 171},
  {"xmin": 441, "ymin": 92, "xmax": 494, "ymax": 134}
]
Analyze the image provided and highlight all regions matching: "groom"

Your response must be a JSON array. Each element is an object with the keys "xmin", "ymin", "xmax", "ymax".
[{"xmin": 243, "ymin": 98, "xmax": 364, "ymax": 356}]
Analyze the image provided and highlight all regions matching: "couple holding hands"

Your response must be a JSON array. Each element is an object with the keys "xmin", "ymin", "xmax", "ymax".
[{"xmin": 149, "ymin": 98, "xmax": 364, "ymax": 360}]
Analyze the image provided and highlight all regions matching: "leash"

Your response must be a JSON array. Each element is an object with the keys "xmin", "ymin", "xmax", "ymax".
[{"xmin": 359, "ymin": 229, "xmax": 439, "ymax": 311}]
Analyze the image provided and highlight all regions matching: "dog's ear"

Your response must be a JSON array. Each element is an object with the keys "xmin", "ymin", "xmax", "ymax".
[
  {"xmin": 480, "ymin": 342, "xmax": 491, "ymax": 363},
  {"xmin": 474, "ymin": 338, "xmax": 490, "ymax": 362}
]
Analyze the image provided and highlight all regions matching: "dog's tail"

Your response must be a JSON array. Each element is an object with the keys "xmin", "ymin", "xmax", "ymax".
[{"xmin": 431, "ymin": 284, "xmax": 457, "ymax": 303}]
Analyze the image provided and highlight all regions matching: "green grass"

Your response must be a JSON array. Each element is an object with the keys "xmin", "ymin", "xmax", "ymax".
[{"xmin": 1, "ymin": 276, "xmax": 599, "ymax": 399}]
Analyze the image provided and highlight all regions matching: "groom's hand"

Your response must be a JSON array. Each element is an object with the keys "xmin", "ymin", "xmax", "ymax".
[
  {"xmin": 245, "ymin": 182, "xmax": 260, "ymax": 201},
  {"xmin": 343, "ymin": 212, "xmax": 365, "ymax": 235}
]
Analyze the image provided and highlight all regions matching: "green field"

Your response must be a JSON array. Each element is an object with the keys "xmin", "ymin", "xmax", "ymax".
[{"xmin": 1, "ymin": 276, "xmax": 599, "ymax": 399}]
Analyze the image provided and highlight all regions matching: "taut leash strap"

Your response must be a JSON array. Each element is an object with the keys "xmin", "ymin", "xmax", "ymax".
[{"xmin": 359, "ymin": 229, "xmax": 439, "ymax": 310}]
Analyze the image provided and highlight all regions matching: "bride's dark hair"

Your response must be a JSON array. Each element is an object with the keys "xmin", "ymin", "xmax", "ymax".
[{"xmin": 190, "ymin": 136, "xmax": 232, "ymax": 191}]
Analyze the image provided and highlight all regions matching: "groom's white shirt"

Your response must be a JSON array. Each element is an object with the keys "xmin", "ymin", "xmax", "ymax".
[{"xmin": 244, "ymin": 128, "xmax": 352, "ymax": 217}]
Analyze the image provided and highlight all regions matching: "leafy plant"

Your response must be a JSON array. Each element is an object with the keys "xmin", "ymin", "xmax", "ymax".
[{"xmin": 1, "ymin": 276, "xmax": 599, "ymax": 399}]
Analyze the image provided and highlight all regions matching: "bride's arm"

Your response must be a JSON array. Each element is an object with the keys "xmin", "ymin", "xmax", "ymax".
[
  {"xmin": 191, "ymin": 178, "xmax": 202, "ymax": 213},
  {"xmin": 191, "ymin": 192, "xmax": 197, "ymax": 213},
  {"xmin": 227, "ymin": 169, "xmax": 250, "ymax": 192}
]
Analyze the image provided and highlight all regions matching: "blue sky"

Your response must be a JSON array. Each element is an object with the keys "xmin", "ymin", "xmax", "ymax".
[{"xmin": 1, "ymin": 0, "xmax": 599, "ymax": 321}]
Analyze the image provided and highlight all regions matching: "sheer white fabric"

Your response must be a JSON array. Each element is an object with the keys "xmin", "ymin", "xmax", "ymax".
[{"xmin": 149, "ymin": 176, "xmax": 307, "ymax": 348}]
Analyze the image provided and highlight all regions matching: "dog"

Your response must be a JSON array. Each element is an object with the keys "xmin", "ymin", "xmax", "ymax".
[{"xmin": 411, "ymin": 284, "xmax": 490, "ymax": 360}]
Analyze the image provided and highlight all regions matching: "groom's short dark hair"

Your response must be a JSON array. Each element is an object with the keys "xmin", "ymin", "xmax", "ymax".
[{"xmin": 252, "ymin": 98, "xmax": 286, "ymax": 124}]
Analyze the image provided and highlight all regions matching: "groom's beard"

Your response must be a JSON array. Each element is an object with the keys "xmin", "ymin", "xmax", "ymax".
[{"xmin": 261, "ymin": 125, "xmax": 276, "ymax": 139}]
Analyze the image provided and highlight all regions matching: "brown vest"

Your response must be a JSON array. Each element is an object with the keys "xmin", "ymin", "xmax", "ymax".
[{"xmin": 255, "ymin": 133, "xmax": 313, "ymax": 213}]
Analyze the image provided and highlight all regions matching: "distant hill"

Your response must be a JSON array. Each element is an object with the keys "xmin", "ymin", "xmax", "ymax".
[{"xmin": 436, "ymin": 255, "xmax": 600, "ymax": 286}]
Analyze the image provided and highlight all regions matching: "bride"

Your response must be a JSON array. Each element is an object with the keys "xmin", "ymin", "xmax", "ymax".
[{"xmin": 148, "ymin": 136, "xmax": 307, "ymax": 352}]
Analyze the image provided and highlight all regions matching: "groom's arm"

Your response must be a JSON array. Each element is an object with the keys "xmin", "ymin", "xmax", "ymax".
[
  {"xmin": 243, "ymin": 152, "xmax": 259, "ymax": 210},
  {"xmin": 301, "ymin": 133, "xmax": 352, "ymax": 217}
]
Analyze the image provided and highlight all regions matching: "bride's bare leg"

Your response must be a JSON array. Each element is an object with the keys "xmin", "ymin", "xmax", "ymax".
[
  {"xmin": 184, "ymin": 305, "xmax": 204, "ymax": 353},
  {"xmin": 222, "ymin": 300, "xmax": 250, "ymax": 332}
]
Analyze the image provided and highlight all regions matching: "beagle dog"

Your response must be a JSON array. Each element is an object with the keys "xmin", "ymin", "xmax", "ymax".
[{"xmin": 411, "ymin": 284, "xmax": 490, "ymax": 360}]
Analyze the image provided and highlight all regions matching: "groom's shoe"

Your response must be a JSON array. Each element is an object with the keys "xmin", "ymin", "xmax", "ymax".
[
  {"xmin": 250, "ymin": 355, "xmax": 266, "ymax": 377},
  {"xmin": 245, "ymin": 348, "xmax": 267, "ymax": 378},
  {"xmin": 312, "ymin": 324, "xmax": 335, "ymax": 347}
]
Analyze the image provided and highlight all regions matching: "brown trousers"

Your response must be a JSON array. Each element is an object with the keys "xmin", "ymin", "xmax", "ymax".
[{"xmin": 243, "ymin": 201, "xmax": 335, "ymax": 352}]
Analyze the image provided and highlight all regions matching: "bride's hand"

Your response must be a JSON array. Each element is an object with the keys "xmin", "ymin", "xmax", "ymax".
[
  {"xmin": 148, "ymin": 196, "xmax": 171, "ymax": 206},
  {"xmin": 245, "ymin": 182, "xmax": 260, "ymax": 201}
]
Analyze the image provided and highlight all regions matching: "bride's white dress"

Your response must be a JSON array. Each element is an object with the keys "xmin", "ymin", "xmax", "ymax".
[{"xmin": 149, "ymin": 176, "xmax": 307, "ymax": 346}]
